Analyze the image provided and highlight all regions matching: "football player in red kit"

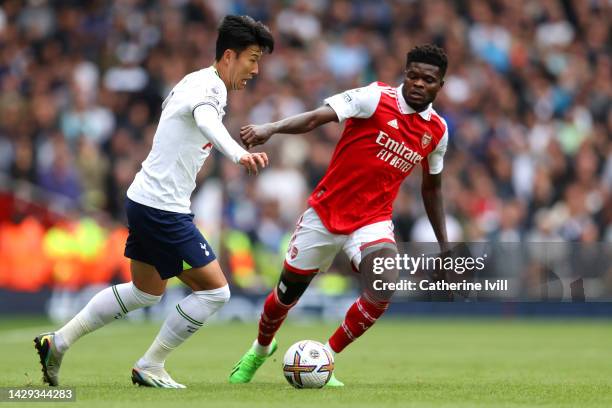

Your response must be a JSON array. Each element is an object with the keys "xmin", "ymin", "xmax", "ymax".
[{"xmin": 230, "ymin": 44, "xmax": 450, "ymax": 387}]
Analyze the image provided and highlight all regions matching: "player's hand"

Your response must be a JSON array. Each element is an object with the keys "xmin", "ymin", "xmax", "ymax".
[
  {"xmin": 240, "ymin": 124, "xmax": 274, "ymax": 149},
  {"xmin": 239, "ymin": 152, "xmax": 269, "ymax": 175}
]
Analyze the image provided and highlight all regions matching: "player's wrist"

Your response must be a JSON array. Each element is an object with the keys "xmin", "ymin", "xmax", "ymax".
[
  {"xmin": 266, "ymin": 123, "xmax": 278, "ymax": 137},
  {"xmin": 236, "ymin": 150, "xmax": 250, "ymax": 164}
]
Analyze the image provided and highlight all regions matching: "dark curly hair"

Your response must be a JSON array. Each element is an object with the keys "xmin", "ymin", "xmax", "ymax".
[
  {"xmin": 216, "ymin": 15, "xmax": 274, "ymax": 61},
  {"xmin": 406, "ymin": 44, "xmax": 448, "ymax": 78}
]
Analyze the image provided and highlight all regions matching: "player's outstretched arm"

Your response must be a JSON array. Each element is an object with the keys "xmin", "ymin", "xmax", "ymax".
[
  {"xmin": 421, "ymin": 169, "xmax": 449, "ymax": 253},
  {"xmin": 194, "ymin": 105, "xmax": 268, "ymax": 175},
  {"xmin": 240, "ymin": 106, "xmax": 338, "ymax": 148}
]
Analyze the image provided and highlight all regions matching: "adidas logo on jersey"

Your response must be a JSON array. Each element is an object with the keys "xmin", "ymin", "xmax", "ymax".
[{"xmin": 387, "ymin": 119, "xmax": 399, "ymax": 129}]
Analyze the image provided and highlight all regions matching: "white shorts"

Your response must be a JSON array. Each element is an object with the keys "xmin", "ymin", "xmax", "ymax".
[{"xmin": 284, "ymin": 207, "xmax": 396, "ymax": 275}]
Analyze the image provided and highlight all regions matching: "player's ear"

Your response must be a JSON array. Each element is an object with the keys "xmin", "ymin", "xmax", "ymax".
[{"xmin": 222, "ymin": 49, "xmax": 235, "ymax": 64}]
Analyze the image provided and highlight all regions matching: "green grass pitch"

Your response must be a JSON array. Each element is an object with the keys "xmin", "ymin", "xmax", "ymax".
[{"xmin": 1, "ymin": 317, "xmax": 611, "ymax": 407}]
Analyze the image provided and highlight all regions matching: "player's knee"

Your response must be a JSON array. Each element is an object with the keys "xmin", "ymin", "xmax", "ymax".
[
  {"xmin": 194, "ymin": 284, "xmax": 231, "ymax": 307},
  {"xmin": 359, "ymin": 243, "xmax": 399, "ymax": 302},
  {"xmin": 276, "ymin": 271, "xmax": 313, "ymax": 306},
  {"xmin": 130, "ymin": 281, "xmax": 163, "ymax": 307},
  {"xmin": 360, "ymin": 242, "xmax": 399, "ymax": 275},
  {"xmin": 217, "ymin": 285, "xmax": 231, "ymax": 304}
]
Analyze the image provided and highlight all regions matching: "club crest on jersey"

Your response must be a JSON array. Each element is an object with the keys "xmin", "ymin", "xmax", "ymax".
[{"xmin": 421, "ymin": 132, "xmax": 432, "ymax": 148}]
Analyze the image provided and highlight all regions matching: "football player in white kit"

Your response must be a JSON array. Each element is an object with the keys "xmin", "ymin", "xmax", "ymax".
[{"xmin": 34, "ymin": 15, "xmax": 274, "ymax": 389}]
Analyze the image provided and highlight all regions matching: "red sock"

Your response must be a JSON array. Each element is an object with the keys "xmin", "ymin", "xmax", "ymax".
[
  {"xmin": 328, "ymin": 295, "xmax": 389, "ymax": 353},
  {"xmin": 257, "ymin": 288, "xmax": 293, "ymax": 346}
]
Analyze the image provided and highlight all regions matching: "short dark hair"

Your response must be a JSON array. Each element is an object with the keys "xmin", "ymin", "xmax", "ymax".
[
  {"xmin": 406, "ymin": 44, "xmax": 448, "ymax": 78},
  {"xmin": 215, "ymin": 15, "xmax": 274, "ymax": 61}
]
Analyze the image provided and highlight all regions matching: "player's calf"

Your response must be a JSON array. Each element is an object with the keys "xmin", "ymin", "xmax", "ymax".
[
  {"xmin": 257, "ymin": 269, "xmax": 313, "ymax": 349},
  {"xmin": 54, "ymin": 282, "xmax": 163, "ymax": 354},
  {"xmin": 138, "ymin": 285, "xmax": 230, "ymax": 369},
  {"xmin": 328, "ymin": 243, "xmax": 398, "ymax": 354},
  {"xmin": 360, "ymin": 242, "xmax": 399, "ymax": 304}
]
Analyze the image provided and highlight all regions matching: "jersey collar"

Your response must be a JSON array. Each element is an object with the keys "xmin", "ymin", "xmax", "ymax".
[
  {"xmin": 209, "ymin": 65, "xmax": 228, "ymax": 92},
  {"xmin": 396, "ymin": 84, "xmax": 432, "ymax": 120}
]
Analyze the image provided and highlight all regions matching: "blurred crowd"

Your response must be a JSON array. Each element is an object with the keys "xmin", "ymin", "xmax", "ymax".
[{"xmin": 0, "ymin": 0, "xmax": 610, "ymax": 290}]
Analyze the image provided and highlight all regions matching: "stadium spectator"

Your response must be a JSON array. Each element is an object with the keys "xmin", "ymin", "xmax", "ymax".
[{"xmin": 0, "ymin": 0, "xmax": 609, "ymax": 293}]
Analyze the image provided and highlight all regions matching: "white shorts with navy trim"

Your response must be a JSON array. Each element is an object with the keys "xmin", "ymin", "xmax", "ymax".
[{"xmin": 284, "ymin": 207, "xmax": 395, "ymax": 275}]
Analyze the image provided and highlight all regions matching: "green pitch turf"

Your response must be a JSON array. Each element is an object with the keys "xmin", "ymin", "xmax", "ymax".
[{"xmin": 1, "ymin": 317, "xmax": 611, "ymax": 408}]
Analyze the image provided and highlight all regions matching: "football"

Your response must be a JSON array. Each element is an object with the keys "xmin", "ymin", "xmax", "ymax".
[{"xmin": 282, "ymin": 340, "xmax": 335, "ymax": 389}]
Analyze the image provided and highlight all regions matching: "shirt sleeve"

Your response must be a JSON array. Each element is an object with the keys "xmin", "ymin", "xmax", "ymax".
[
  {"xmin": 193, "ymin": 104, "xmax": 247, "ymax": 164},
  {"xmin": 187, "ymin": 77, "xmax": 227, "ymax": 119},
  {"xmin": 426, "ymin": 127, "xmax": 448, "ymax": 174},
  {"xmin": 323, "ymin": 83, "xmax": 382, "ymax": 123}
]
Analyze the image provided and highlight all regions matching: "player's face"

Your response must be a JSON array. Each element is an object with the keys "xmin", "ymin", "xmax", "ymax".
[
  {"xmin": 402, "ymin": 62, "xmax": 444, "ymax": 111},
  {"xmin": 228, "ymin": 45, "xmax": 263, "ymax": 90}
]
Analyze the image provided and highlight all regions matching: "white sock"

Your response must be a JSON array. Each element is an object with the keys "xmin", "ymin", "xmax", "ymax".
[
  {"xmin": 138, "ymin": 285, "xmax": 230, "ymax": 367},
  {"xmin": 54, "ymin": 282, "xmax": 162, "ymax": 353},
  {"xmin": 253, "ymin": 339, "xmax": 271, "ymax": 356}
]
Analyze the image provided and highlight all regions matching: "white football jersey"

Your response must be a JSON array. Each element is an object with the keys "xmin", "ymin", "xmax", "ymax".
[{"xmin": 127, "ymin": 66, "xmax": 228, "ymax": 213}]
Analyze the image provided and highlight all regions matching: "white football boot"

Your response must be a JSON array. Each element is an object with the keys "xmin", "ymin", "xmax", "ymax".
[{"xmin": 131, "ymin": 364, "xmax": 186, "ymax": 389}]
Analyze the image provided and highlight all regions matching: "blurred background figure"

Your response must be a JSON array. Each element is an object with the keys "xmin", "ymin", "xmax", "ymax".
[{"xmin": 0, "ymin": 0, "xmax": 610, "ymax": 307}]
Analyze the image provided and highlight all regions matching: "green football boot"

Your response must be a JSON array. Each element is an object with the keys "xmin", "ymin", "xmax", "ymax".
[
  {"xmin": 325, "ymin": 372, "xmax": 345, "ymax": 387},
  {"xmin": 229, "ymin": 339, "xmax": 278, "ymax": 383}
]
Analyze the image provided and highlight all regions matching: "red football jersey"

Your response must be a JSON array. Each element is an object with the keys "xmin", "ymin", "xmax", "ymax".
[{"xmin": 308, "ymin": 82, "xmax": 448, "ymax": 234}]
